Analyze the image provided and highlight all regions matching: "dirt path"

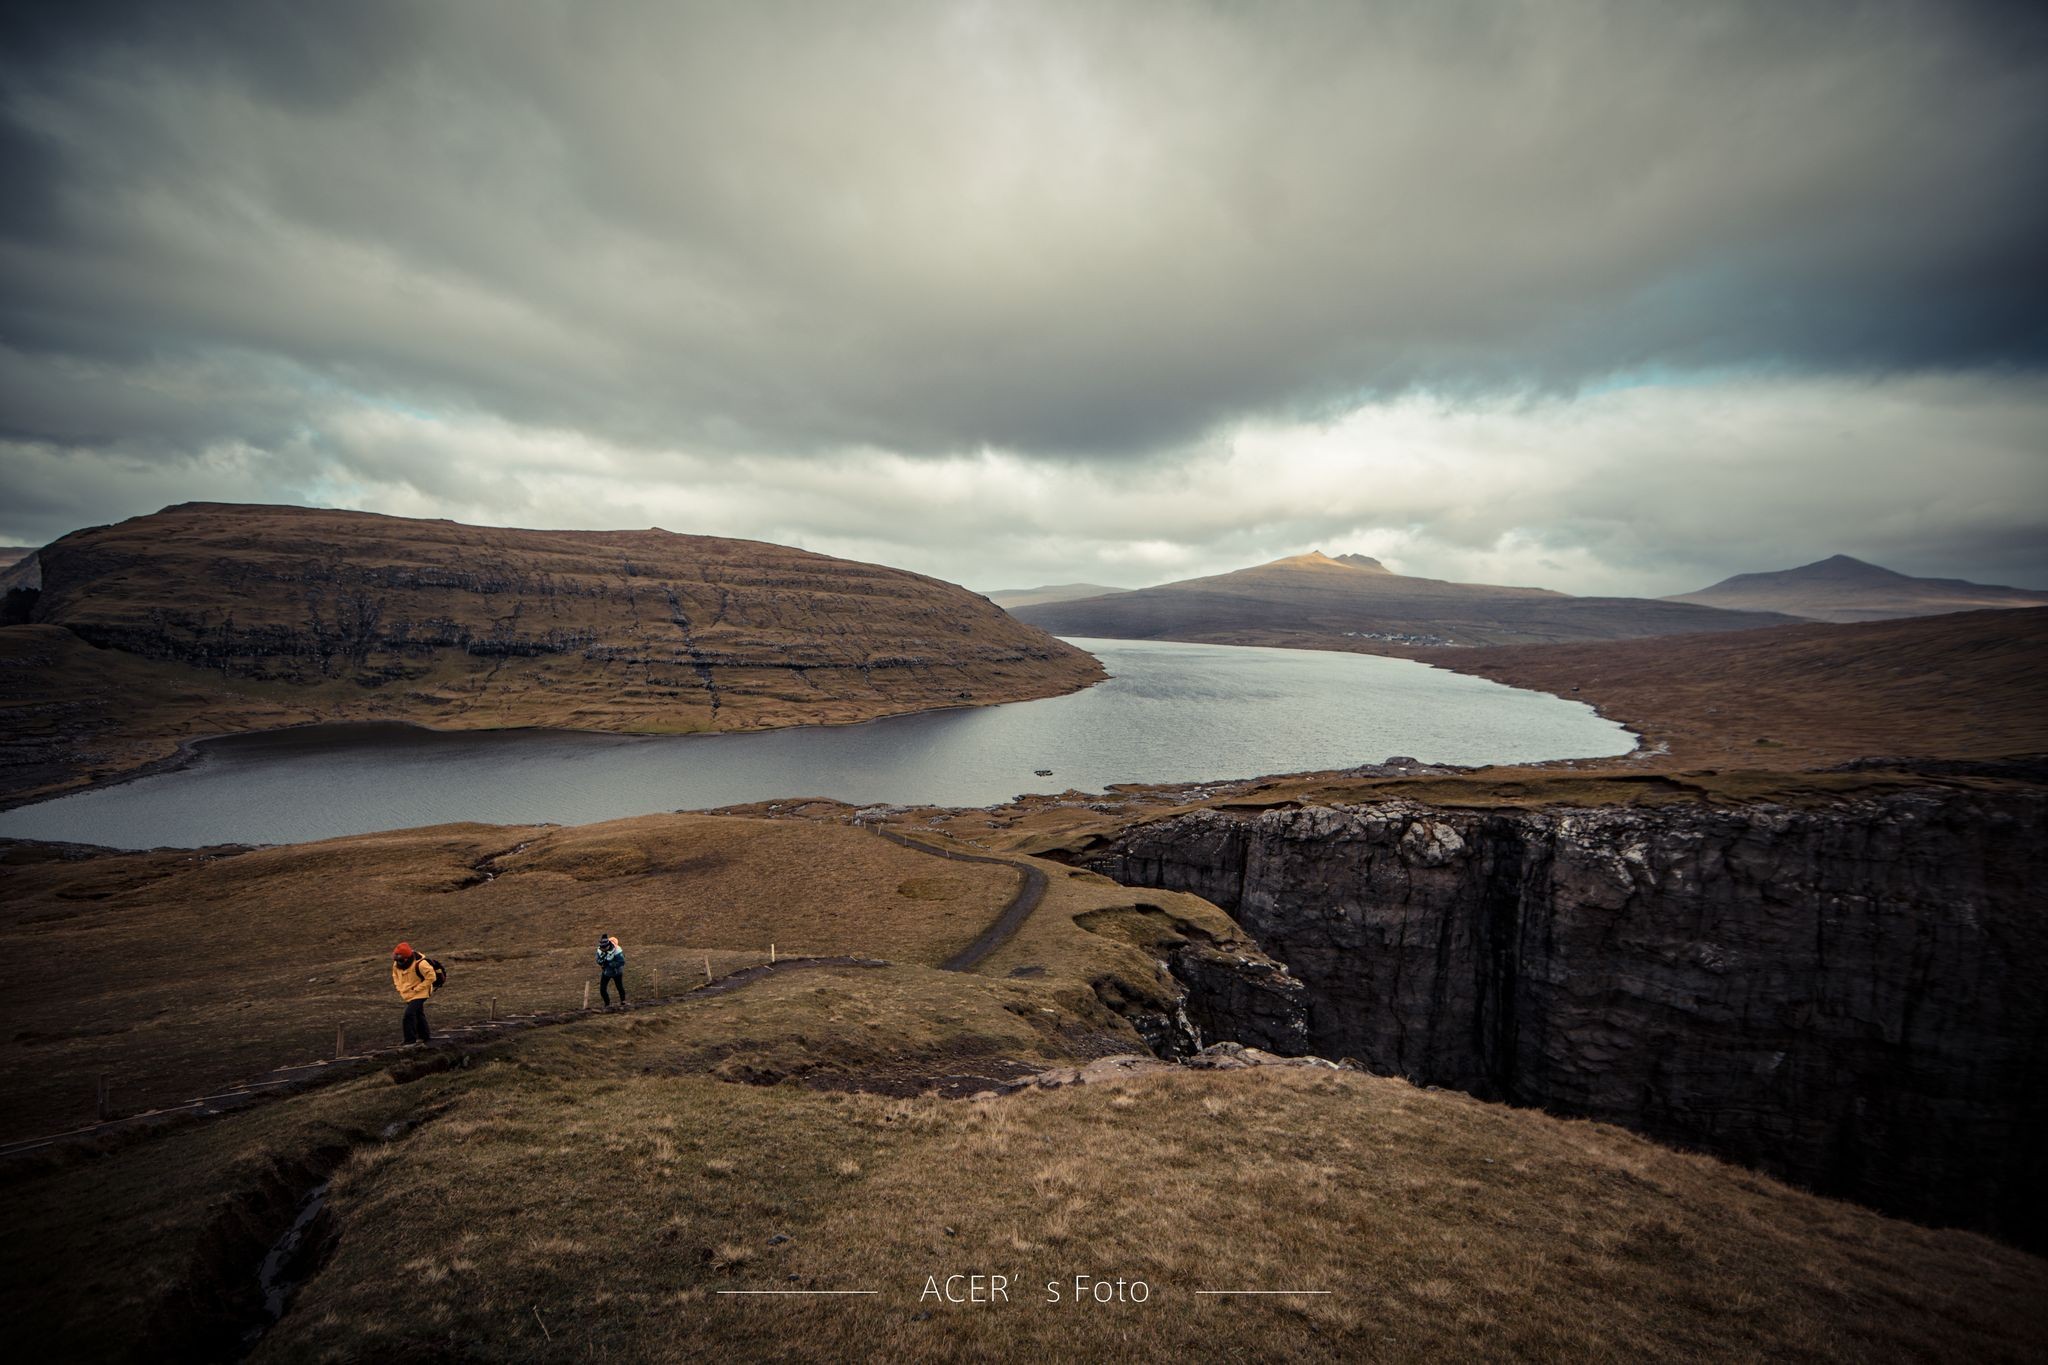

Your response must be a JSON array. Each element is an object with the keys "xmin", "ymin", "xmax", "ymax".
[
  {"xmin": 867, "ymin": 827, "xmax": 1048, "ymax": 971},
  {"xmin": 0, "ymin": 832, "xmax": 1050, "ymax": 1162}
]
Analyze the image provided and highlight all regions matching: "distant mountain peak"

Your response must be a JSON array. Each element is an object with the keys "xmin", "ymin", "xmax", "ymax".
[
  {"xmin": 1669, "ymin": 554, "xmax": 2048, "ymax": 622},
  {"xmin": 984, "ymin": 581, "xmax": 1129, "ymax": 609},
  {"xmin": 1267, "ymin": 550, "xmax": 1388, "ymax": 572},
  {"xmin": 1781, "ymin": 554, "xmax": 1901, "ymax": 580}
]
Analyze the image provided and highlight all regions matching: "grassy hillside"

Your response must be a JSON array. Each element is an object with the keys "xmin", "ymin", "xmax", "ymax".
[
  {"xmin": 1422, "ymin": 606, "xmax": 2048, "ymax": 769},
  {"xmin": 1, "ymin": 804, "xmax": 2042, "ymax": 1360},
  {"xmin": 0, "ymin": 502, "xmax": 1102, "ymax": 806},
  {"xmin": 0, "ymin": 812, "xmax": 1235, "ymax": 1139},
  {"xmin": 1, "ymin": 1007, "xmax": 2041, "ymax": 1361}
]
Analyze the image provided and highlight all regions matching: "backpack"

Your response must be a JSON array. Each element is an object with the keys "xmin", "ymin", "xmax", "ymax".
[{"xmin": 427, "ymin": 957, "xmax": 449, "ymax": 989}]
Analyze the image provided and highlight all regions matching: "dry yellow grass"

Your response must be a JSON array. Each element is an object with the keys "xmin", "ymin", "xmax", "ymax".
[
  {"xmin": 0, "ymin": 813, "xmax": 1026, "ymax": 1137},
  {"xmin": 0, "ymin": 771, "xmax": 2037, "ymax": 1359},
  {"xmin": 489, "ymin": 961, "xmax": 1132, "ymax": 1094},
  {"xmin": 0, "ymin": 950, "xmax": 2040, "ymax": 1361},
  {"xmin": 0, "ymin": 812, "xmax": 1242, "ymax": 1140},
  {"xmin": 1413, "ymin": 606, "xmax": 2048, "ymax": 769},
  {"xmin": 189, "ymin": 1055, "xmax": 2048, "ymax": 1362}
]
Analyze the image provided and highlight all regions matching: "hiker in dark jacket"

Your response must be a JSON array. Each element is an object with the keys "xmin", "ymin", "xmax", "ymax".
[
  {"xmin": 596, "ymin": 934, "xmax": 626, "ymax": 1007},
  {"xmin": 392, "ymin": 941, "xmax": 437, "ymax": 1043}
]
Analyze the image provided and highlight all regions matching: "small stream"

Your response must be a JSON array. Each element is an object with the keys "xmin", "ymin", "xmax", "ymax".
[{"xmin": 242, "ymin": 1181, "xmax": 333, "ymax": 1350}]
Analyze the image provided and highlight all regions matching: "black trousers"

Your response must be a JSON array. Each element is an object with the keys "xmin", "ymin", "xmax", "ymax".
[
  {"xmin": 403, "ymin": 998, "xmax": 431, "ymax": 1043},
  {"xmin": 601, "ymin": 971, "xmax": 626, "ymax": 1005}
]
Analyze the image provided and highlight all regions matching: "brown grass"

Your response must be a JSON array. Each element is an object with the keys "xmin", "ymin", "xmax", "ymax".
[
  {"xmin": 1418, "ymin": 607, "xmax": 2048, "ymax": 769},
  {"xmin": 0, "ymin": 889, "xmax": 2039, "ymax": 1360},
  {"xmin": 0, "ymin": 813, "xmax": 1026, "ymax": 1138},
  {"xmin": 1, "ymin": 501, "xmax": 1104, "ymax": 806},
  {"xmin": 0, "ymin": 811, "xmax": 1241, "ymax": 1141},
  {"xmin": 8, "ymin": 1047, "xmax": 2025, "ymax": 1363},
  {"xmin": 487, "ymin": 961, "xmax": 1131, "ymax": 1094},
  {"xmin": 0, "ymin": 1069, "xmax": 463, "ymax": 1361}
]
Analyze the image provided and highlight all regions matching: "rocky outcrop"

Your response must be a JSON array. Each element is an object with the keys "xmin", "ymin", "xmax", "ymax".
[
  {"xmin": 1014, "ymin": 1043, "xmax": 1347, "ymax": 1093},
  {"xmin": 1165, "ymin": 942, "xmax": 1313, "ymax": 1057},
  {"xmin": 1074, "ymin": 902, "xmax": 1311, "ymax": 1059},
  {"xmin": 1074, "ymin": 789, "xmax": 2048, "ymax": 1248}
]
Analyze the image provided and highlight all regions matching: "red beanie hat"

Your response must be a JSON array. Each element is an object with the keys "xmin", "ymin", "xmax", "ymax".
[{"xmin": 393, "ymin": 941, "xmax": 413, "ymax": 958}]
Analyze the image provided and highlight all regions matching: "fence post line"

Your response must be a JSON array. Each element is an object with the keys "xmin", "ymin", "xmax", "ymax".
[
  {"xmin": 705, "ymin": 955, "xmax": 712, "ymax": 982},
  {"xmin": 771, "ymin": 942, "xmax": 776, "ymax": 964},
  {"xmin": 583, "ymin": 980, "xmax": 591, "ymax": 1011}
]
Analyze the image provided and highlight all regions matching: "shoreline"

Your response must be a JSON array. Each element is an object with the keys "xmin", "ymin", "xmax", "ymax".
[
  {"xmin": 0, "ymin": 639, "xmax": 1641, "ymax": 847},
  {"xmin": 0, "ymin": 642, "xmax": 1115, "ymax": 816}
]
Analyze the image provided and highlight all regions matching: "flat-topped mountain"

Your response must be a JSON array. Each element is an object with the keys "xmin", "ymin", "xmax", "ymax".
[
  {"xmin": 1013, "ymin": 549, "xmax": 1795, "ymax": 647},
  {"xmin": 985, "ymin": 582, "xmax": 1129, "ymax": 610},
  {"xmin": 2, "ymin": 502, "xmax": 1102, "ymax": 804},
  {"xmin": 1668, "ymin": 554, "xmax": 2048, "ymax": 623}
]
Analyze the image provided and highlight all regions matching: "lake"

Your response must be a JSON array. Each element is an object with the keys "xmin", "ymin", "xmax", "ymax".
[{"xmin": 0, "ymin": 638, "xmax": 1633, "ymax": 849}]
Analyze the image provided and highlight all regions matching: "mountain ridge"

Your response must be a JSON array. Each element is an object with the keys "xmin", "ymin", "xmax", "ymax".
[
  {"xmin": 1668, "ymin": 554, "xmax": 2048, "ymax": 622},
  {"xmin": 984, "ymin": 581, "xmax": 1130, "ymax": 610},
  {"xmin": 1015, "ymin": 549, "xmax": 1793, "ymax": 647}
]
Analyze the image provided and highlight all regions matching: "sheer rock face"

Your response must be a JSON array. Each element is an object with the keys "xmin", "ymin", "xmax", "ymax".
[
  {"xmin": 24, "ymin": 502, "xmax": 1102, "ymax": 733},
  {"xmin": 1075, "ymin": 792, "xmax": 2048, "ymax": 1248}
]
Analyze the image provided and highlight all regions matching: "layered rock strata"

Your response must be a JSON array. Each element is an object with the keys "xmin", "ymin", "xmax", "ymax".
[{"xmin": 1073, "ymin": 790, "xmax": 2048, "ymax": 1247}]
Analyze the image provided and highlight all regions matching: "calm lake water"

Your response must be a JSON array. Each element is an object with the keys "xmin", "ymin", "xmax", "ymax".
[{"xmin": 0, "ymin": 638, "xmax": 1631, "ymax": 849}]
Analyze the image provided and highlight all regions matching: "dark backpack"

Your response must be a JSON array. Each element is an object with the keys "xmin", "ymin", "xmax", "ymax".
[{"xmin": 427, "ymin": 957, "xmax": 449, "ymax": 989}]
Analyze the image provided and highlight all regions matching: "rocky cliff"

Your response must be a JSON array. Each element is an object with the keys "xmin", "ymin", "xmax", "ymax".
[
  {"xmin": 1071, "ymin": 788, "xmax": 2048, "ymax": 1248},
  {"xmin": 2, "ymin": 503, "xmax": 1105, "ymax": 805},
  {"xmin": 28, "ymin": 503, "xmax": 1099, "ymax": 724}
]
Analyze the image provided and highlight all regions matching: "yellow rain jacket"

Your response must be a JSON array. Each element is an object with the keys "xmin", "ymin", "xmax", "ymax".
[{"xmin": 393, "ymin": 954, "xmax": 437, "ymax": 1002}]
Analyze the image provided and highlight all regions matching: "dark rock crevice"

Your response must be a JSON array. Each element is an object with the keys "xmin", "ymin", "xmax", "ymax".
[
  {"xmin": 1075, "ymin": 789, "xmax": 2048, "ymax": 1250},
  {"xmin": 1073, "ymin": 902, "xmax": 1311, "ymax": 1059},
  {"xmin": 139, "ymin": 1144, "xmax": 348, "ymax": 1362},
  {"xmin": 140, "ymin": 1109, "xmax": 448, "ymax": 1361}
]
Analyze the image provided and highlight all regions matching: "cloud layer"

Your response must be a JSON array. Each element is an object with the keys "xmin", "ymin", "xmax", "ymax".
[{"xmin": 1, "ymin": 1, "xmax": 2044, "ymax": 591}]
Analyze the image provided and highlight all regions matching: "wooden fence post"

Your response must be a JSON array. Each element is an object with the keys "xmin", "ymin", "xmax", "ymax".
[
  {"xmin": 583, "ymin": 980, "xmax": 591, "ymax": 1011},
  {"xmin": 770, "ymin": 942, "xmax": 776, "ymax": 964},
  {"xmin": 335, "ymin": 1023, "xmax": 347, "ymax": 1059},
  {"xmin": 705, "ymin": 955, "xmax": 712, "ymax": 982}
]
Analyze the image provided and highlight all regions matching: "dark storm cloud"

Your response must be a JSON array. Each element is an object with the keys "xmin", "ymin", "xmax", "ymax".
[
  {"xmin": 1, "ymin": 0, "xmax": 2043, "ymax": 465},
  {"xmin": 1, "ymin": 1, "xmax": 2044, "ymax": 598}
]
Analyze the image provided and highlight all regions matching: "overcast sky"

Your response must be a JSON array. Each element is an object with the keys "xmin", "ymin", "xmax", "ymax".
[{"xmin": 2, "ymin": 0, "xmax": 2044, "ymax": 595}]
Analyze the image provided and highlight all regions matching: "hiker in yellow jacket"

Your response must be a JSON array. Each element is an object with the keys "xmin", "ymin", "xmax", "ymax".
[{"xmin": 392, "ymin": 941, "xmax": 438, "ymax": 1045}]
